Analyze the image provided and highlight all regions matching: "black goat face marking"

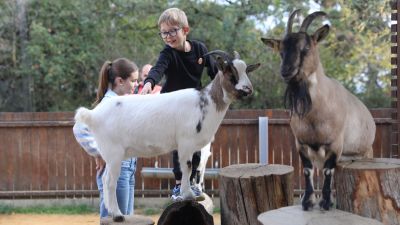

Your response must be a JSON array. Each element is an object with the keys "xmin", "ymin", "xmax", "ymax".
[
  {"xmin": 116, "ymin": 101, "xmax": 122, "ymax": 107},
  {"xmin": 281, "ymin": 33, "xmax": 311, "ymax": 82}
]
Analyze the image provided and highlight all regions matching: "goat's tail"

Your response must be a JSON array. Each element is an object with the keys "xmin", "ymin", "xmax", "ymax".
[{"xmin": 74, "ymin": 107, "xmax": 93, "ymax": 126}]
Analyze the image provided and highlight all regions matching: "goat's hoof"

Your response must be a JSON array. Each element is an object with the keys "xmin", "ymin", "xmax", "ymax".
[
  {"xmin": 182, "ymin": 191, "xmax": 196, "ymax": 201},
  {"xmin": 302, "ymin": 199, "xmax": 315, "ymax": 211},
  {"xmin": 112, "ymin": 215, "xmax": 125, "ymax": 222},
  {"xmin": 319, "ymin": 198, "xmax": 333, "ymax": 211},
  {"xmin": 195, "ymin": 194, "xmax": 206, "ymax": 202}
]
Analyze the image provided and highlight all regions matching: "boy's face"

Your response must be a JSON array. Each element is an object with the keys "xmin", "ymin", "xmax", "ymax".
[{"xmin": 159, "ymin": 23, "xmax": 188, "ymax": 51}]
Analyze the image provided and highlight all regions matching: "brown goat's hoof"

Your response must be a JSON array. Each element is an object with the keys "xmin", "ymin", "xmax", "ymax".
[
  {"xmin": 113, "ymin": 215, "xmax": 125, "ymax": 222},
  {"xmin": 319, "ymin": 198, "xmax": 333, "ymax": 210},
  {"xmin": 302, "ymin": 200, "xmax": 314, "ymax": 211}
]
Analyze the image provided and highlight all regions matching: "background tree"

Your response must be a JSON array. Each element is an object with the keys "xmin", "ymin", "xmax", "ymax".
[{"xmin": 0, "ymin": 0, "xmax": 391, "ymax": 111}]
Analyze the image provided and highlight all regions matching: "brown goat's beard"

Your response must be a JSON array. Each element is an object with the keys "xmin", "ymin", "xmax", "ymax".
[{"xmin": 284, "ymin": 79, "xmax": 312, "ymax": 118}]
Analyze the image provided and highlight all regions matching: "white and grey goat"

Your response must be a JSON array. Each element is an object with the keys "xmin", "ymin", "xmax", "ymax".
[
  {"xmin": 261, "ymin": 10, "xmax": 376, "ymax": 211},
  {"xmin": 74, "ymin": 50, "xmax": 260, "ymax": 221}
]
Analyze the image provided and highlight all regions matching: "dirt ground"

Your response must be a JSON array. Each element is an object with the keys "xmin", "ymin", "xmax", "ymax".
[{"xmin": 0, "ymin": 213, "xmax": 221, "ymax": 225}]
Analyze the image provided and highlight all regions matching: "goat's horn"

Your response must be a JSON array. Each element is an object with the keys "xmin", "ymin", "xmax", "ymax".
[
  {"xmin": 299, "ymin": 11, "xmax": 327, "ymax": 32},
  {"xmin": 203, "ymin": 50, "xmax": 232, "ymax": 62},
  {"xmin": 233, "ymin": 51, "xmax": 240, "ymax": 59},
  {"xmin": 287, "ymin": 9, "xmax": 301, "ymax": 34}
]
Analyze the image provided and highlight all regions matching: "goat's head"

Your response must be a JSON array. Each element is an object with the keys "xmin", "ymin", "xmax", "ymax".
[
  {"xmin": 204, "ymin": 50, "xmax": 260, "ymax": 100},
  {"xmin": 261, "ymin": 9, "xmax": 329, "ymax": 83}
]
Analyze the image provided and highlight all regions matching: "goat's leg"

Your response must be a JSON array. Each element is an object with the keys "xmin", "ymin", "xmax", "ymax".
[
  {"xmin": 178, "ymin": 151, "xmax": 195, "ymax": 200},
  {"xmin": 102, "ymin": 155, "xmax": 124, "ymax": 221},
  {"xmin": 197, "ymin": 143, "xmax": 211, "ymax": 191},
  {"xmin": 299, "ymin": 148, "xmax": 316, "ymax": 210},
  {"xmin": 319, "ymin": 152, "xmax": 336, "ymax": 210},
  {"xmin": 189, "ymin": 151, "xmax": 201, "ymax": 184}
]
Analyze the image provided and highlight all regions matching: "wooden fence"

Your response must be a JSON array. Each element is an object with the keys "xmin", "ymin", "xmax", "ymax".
[{"xmin": 0, "ymin": 109, "xmax": 394, "ymax": 199}]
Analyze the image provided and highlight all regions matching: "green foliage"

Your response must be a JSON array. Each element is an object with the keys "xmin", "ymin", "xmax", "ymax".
[
  {"xmin": 0, "ymin": 204, "xmax": 96, "ymax": 214},
  {"xmin": 0, "ymin": 0, "xmax": 392, "ymax": 111}
]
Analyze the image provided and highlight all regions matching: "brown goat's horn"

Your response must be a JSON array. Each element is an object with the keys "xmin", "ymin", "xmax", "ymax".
[
  {"xmin": 299, "ymin": 11, "xmax": 327, "ymax": 33},
  {"xmin": 287, "ymin": 9, "xmax": 301, "ymax": 34}
]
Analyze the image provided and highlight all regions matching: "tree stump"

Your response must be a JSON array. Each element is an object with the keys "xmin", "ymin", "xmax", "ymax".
[
  {"xmin": 335, "ymin": 158, "xmax": 400, "ymax": 225},
  {"xmin": 100, "ymin": 215, "xmax": 155, "ymax": 225},
  {"xmin": 219, "ymin": 163, "xmax": 294, "ymax": 225},
  {"xmin": 157, "ymin": 199, "xmax": 214, "ymax": 225},
  {"xmin": 257, "ymin": 205, "xmax": 384, "ymax": 225}
]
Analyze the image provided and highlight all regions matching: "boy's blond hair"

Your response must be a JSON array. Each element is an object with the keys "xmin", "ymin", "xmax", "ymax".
[{"xmin": 158, "ymin": 8, "xmax": 189, "ymax": 28}]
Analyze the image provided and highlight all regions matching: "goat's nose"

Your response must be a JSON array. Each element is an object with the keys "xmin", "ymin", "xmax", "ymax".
[{"xmin": 242, "ymin": 86, "xmax": 253, "ymax": 96}]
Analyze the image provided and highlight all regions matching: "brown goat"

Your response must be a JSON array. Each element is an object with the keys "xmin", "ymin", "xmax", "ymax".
[{"xmin": 261, "ymin": 9, "xmax": 376, "ymax": 211}]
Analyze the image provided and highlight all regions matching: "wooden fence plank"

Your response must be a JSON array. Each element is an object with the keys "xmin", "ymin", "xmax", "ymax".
[{"xmin": 0, "ymin": 110, "xmax": 394, "ymax": 198}]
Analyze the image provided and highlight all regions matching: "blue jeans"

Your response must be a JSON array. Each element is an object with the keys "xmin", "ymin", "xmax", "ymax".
[{"xmin": 97, "ymin": 158, "xmax": 137, "ymax": 218}]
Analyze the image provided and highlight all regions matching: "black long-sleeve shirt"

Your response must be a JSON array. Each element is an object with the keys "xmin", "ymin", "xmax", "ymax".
[{"xmin": 144, "ymin": 40, "xmax": 218, "ymax": 93}]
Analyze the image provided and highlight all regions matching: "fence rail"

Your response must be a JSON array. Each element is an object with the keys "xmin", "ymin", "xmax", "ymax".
[{"xmin": 0, "ymin": 109, "xmax": 394, "ymax": 199}]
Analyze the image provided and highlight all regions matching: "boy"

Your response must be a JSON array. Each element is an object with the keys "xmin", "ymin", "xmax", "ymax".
[{"xmin": 141, "ymin": 7, "xmax": 217, "ymax": 201}]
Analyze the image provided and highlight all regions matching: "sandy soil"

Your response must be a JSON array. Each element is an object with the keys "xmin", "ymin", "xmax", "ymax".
[{"xmin": 0, "ymin": 213, "xmax": 221, "ymax": 225}]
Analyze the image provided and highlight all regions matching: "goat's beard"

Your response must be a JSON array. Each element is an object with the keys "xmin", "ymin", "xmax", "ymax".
[{"xmin": 284, "ymin": 79, "xmax": 312, "ymax": 118}]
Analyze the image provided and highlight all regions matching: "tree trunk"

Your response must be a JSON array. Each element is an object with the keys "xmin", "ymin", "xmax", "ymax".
[
  {"xmin": 219, "ymin": 163, "xmax": 294, "ymax": 225},
  {"xmin": 157, "ymin": 199, "xmax": 214, "ymax": 225},
  {"xmin": 335, "ymin": 158, "xmax": 400, "ymax": 225}
]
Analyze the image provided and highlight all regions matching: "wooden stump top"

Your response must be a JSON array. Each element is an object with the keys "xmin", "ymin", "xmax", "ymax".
[
  {"xmin": 219, "ymin": 163, "xmax": 294, "ymax": 178},
  {"xmin": 257, "ymin": 205, "xmax": 384, "ymax": 225},
  {"xmin": 100, "ymin": 215, "xmax": 155, "ymax": 225},
  {"xmin": 338, "ymin": 158, "xmax": 400, "ymax": 170}
]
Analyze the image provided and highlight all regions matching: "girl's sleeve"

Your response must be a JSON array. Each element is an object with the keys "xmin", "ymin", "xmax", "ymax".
[{"xmin": 72, "ymin": 122, "xmax": 100, "ymax": 157}]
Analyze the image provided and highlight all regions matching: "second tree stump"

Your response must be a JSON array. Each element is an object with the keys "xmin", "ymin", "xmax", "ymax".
[
  {"xmin": 219, "ymin": 163, "xmax": 294, "ymax": 225},
  {"xmin": 335, "ymin": 158, "xmax": 400, "ymax": 225}
]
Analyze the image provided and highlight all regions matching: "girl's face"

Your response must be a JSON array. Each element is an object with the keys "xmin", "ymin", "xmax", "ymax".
[
  {"xmin": 114, "ymin": 71, "xmax": 138, "ymax": 95},
  {"xmin": 159, "ymin": 23, "xmax": 189, "ymax": 51}
]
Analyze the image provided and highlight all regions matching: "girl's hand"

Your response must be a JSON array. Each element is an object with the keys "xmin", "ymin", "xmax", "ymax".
[{"xmin": 95, "ymin": 155, "xmax": 106, "ymax": 173}]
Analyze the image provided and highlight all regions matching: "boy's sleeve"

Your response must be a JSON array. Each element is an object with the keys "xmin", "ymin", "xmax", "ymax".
[
  {"xmin": 72, "ymin": 122, "xmax": 100, "ymax": 157},
  {"xmin": 144, "ymin": 50, "xmax": 170, "ymax": 88}
]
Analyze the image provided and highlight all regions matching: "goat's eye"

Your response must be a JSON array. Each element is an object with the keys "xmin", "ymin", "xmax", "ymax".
[{"xmin": 230, "ymin": 75, "xmax": 238, "ymax": 84}]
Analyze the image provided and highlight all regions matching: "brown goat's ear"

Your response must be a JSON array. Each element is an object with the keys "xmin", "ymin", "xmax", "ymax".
[
  {"xmin": 312, "ymin": 24, "xmax": 330, "ymax": 43},
  {"xmin": 261, "ymin": 38, "xmax": 281, "ymax": 53},
  {"xmin": 246, "ymin": 63, "xmax": 261, "ymax": 74}
]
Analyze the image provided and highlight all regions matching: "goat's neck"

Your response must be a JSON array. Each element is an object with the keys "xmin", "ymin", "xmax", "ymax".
[
  {"xmin": 207, "ymin": 73, "xmax": 230, "ymax": 112},
  {"xmin": 307, "ymin": 63, "xmax": 330, "ymax": 101}
]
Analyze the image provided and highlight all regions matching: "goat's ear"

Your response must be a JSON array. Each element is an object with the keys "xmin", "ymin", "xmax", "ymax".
[
  {"xmin": 312, "ymin": 24, "xmax": 330, "ymax": 43},
  {"xmin": 246, "ymin": 63, "xmax": 261, "ymax": 74},
  {"xmin": 215, "ymin": 56, "xmax": 228, "ymax": 72},
  {"xmin": 261, "ymin": 38, "xmax": 281, "ymax": 53}
]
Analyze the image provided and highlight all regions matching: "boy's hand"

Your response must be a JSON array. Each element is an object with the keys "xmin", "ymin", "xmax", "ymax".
[{"xmin": 141, "ymin": 82, "xmax": 152, "ymax": 95}]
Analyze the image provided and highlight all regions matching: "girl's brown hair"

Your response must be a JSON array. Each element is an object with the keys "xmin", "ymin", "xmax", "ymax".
[{"xmin": 93, "ymin": 58, "xmax": 138, "ymax": 106}]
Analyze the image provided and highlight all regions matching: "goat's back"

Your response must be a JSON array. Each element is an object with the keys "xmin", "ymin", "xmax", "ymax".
[{"xmin": 83, "ymin": 88, "xmax": 223, "ymax": 158}]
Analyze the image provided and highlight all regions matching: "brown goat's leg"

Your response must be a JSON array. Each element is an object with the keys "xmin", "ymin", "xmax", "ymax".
[
  {"xmin": 319, "ymin": 152, "xmax": 337, "ymax": 210},
  {"xmin": 299, "ymin": 149, "xmax": 316, "ymax": 210}
]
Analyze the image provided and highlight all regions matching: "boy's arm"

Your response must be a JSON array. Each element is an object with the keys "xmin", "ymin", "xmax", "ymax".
[{"xmin": 144, "ymin": 50, "xmax": 170, "ymax": 88}]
